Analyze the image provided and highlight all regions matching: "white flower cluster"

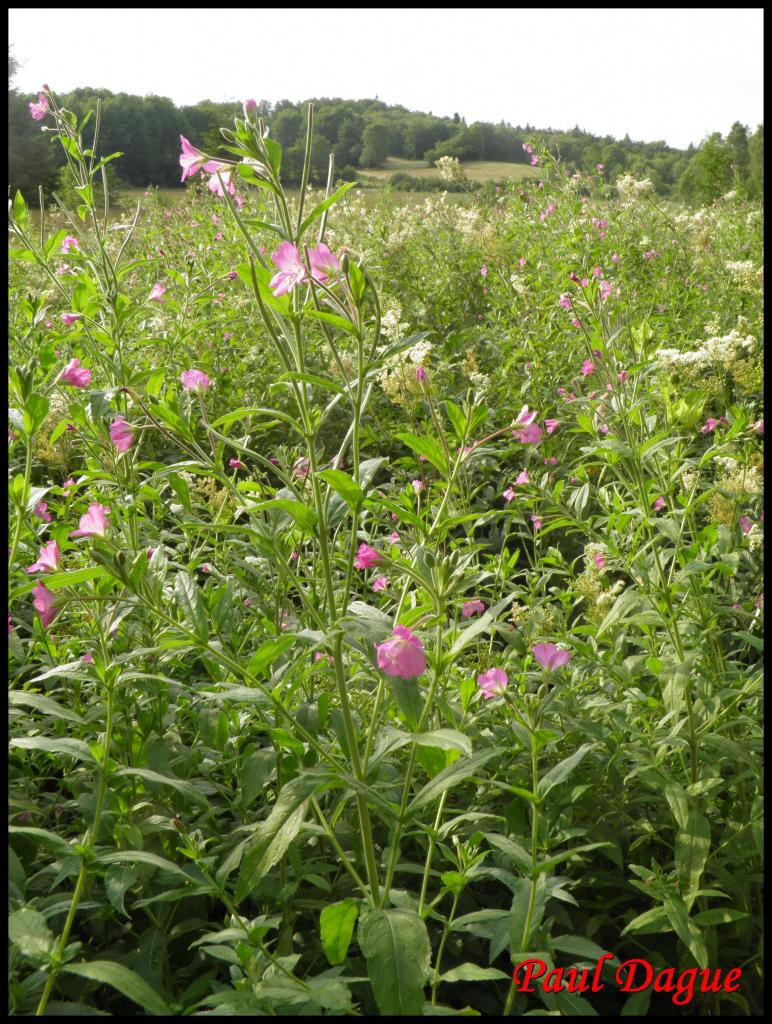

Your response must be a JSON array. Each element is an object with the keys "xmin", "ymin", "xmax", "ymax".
[
  {"xmin": 746, "ymin": 525, "xmax": 763, "ymax": 552},
  {"xmin": 713, "ymin": 457, "xmax": 763, "ymax": 496},
  {"xmin": 724, "ymin": 260, "xmax": 763, "ymax": 292},
  {"xmin": 380, "ymin": 297, "xmax": 407, "ymax": 343},
  {"xmin": 376, "ymin": 338, "xmax": 433, "ymax": 409},
  {"xmin": 435, "ymin": 155, "xmax": 467, "ymax": 184},
  {"xmin": 616, "ymin": 175, "xmax": 655, "ymax": 199},
  {"xmin": 509, "ymin": 273, "xmax": 528, "ymax": 295},
  {"xmin": 655, "ymin": 327, "xmax": 757, "ymax": 372}
]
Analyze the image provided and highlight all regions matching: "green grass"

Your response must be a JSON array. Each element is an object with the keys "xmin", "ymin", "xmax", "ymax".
[{"xmin": 360, "ymin": 157, "xmax": 538, "ymax": 183}]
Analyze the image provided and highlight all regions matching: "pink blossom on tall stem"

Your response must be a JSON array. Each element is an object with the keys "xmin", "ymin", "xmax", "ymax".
[
  {"xmin": 61, "ymin": 235, "xmax": 79, "ymax": 254},
  {"xmin": 26, "ymin": 540, "xmax": 60, "ymax": 573},
  {"xmin": 654, "ymin": 496, "xmax": 666, "ymax": 511},
  {"xmin": 593, "ymin": 552, "xmax": 606, "ymax": 570},
  {"xmin": 149, "ymin": 283, "xmax": 166, "ymax": 302},
  {"xmin": 308, "ymin": 243, "xmax": 340, "ymax": 283},
  {"xmin": 207, "ymin": 164, "xmax": 236, "ymax": 197},
  {"xmin": 57, "ymin": 358, "xmax": 91, "ymax": 388},
  {"xmin": 531, "ymin": 514, "xmax": 542, "ymax": 531},
  {"xmin": 372, "ymin": 575, "xmax": 389, "ymax": 592},
  {"xmin": 29, "ymin": 93, "xmax": 49, "ymax": 120},
  {"xmin": 33, "ymin": 501, "xmax": 52, "ymax": 522},
  {"xmin": 33, "ymin": 582, "xmax": 60, "ymax": 628},
  {"xmin": 269, "ymin": 242, "xmax": 307, "ymax": 296},
  {"xmin": 412, "ymin": 479, "xmax": 425, "ymax": 494},
  {"xmin": 545, "ymin": 419, "xmax": 560, "ymax": 434},
  {"xmin": 740, "ymin": 516, "xmax": 752, "ymax": 535},
  {"xmin": 515, "ymin": 470, "xmax": 530, "ymax": 486},
  {"xmin": 415, "ymin": 366, "xmax": 427, "ymax": 382},
  {"xmin": 229, "ymin": 458, "xmax": 246, "ymax": 470},
  {"xmin": 701, "ymin": 418, "xmax": 719, "ymax": 435},
  {"xmin": 513, "ymin": 405, "xmax": 537, "ymax": 428},
  {"xmin": 618, "ymin": 370, "xmax": 628, "ymax": 383},
  {"xmin": 292, "ymin": 456, "xmax": 310, "ymax": 478},
  {"xmin": 582, "ymin": 360, "xmax": 596, "ymax": 376},
  {"xmin": 61, "ymin": 313, "xmax": 82, "ymax": 326},
  {"xmin": 480, "ymin": 265, "xmax": 488, "ymax": 277},
  {"xmin": 181, "ymin": 369, "xmax": 211, "ymax": 394},
  {"xmin": 600, "ymin": 280, "xmax": 612, "ymax": 301},
  {"xmin": 514, "ymin": 422, "xmax": 543, "ymax": 445},
  {"xmin": 244, "ymin": 98, "xmax": 258, "ymax": 115},
  {"xmin": 462, "ymin": 599, "xmax": 486, "ymax": 618},
  {"xmin": 532, "ymin": 643, "xmax": 572, "ymax": 671},
  {"xmin": 375, "ymin": 625, "xmax": 426, "ymax": 679},
  {"xmin": 69, "ymin": 502, "xmax": 110, "ymax": 539},
  {"xmin": 179, "ymin": 135, "xmax": 217, "ymax": 182},
  {"xmin": 754, "ymin": 419, "xmax": 764, "ymax": 436},
  {"xmin": 503, "ymin": 486, "xmax": 516, "ymax": 503},
  {"xmin": 110, "ymin": 416, "xmax": 135, "ymax": 452},
  {"xmin": 477, "ymin": 667, "xmax": 508, "ymax": 699},
  {"xmin": 389, "ymin": 531, "xmax": 400, "ymax": 545},
  {"xmin": 355, "ymin": 544, "xmax": 383, "ymax": 569}
]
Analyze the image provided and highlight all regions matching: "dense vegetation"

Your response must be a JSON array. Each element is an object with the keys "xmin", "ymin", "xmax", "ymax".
[
  {"xmin": 8, "ymin": 88, "xmax": 764, "ymax": 1016},
  {"xmin": 8, "ymin": 50, "xmax": 763, "ymax": 203}
]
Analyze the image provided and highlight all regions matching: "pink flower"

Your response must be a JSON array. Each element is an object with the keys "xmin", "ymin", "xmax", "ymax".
[
  {"xmin": 530, "ymin": 154, "xmax": 539, "ymax": 166},
  {"xmin": 61, "ymin": 313, "xmax": 82, "ymax": 326},
  {"xmin": 355, "ymin": 543, "xmax": 383, "ymax": 569},
  {"xmin": 571, "ymin": 318, "xmax": 582, "ymax": 329},
  {"xmin": 389, "ymin": 531, "xmax": 400, "ymax": 544},
  {"xmin": 654, "ymin": 497, "xmax": 666, "ymax": 511},
  {"xmin": 292, "ymin": 456, "xmax": 310, "ymax": 478},
  {"xmin": 57, "ymin": 358, "xmax": 91, "ymax": 389},
  {"xmin": 412, "ymin": 479, "xmax": 425, "ymax": 494},
  {"xmin": 269, "ymin": 241, "xmax": 307, "ymax": 297},
  {"xmin": 530, "ymin": 514, "xmax": 542, "ymax": 530},
  {"xmin": 82, "ymin": 652, "xmax": 94, "ymax": 664},
  {"xmin": 181, "ymin": 369, "xmax": 211, "ymax": 394},
  {"xmin": 29, "ymin": 93, "xmax": 49, "ymax": 120},
  {"xmin": 514, "ymin": 422, "xmax": 543, "ymax": 445},
  {"xmin": 229, "ymin": 458, "xmax": 246, "ymax": 470},
  {"xmin": 414, "ymin": 366, "xmax": 427, "ymax": 383},
  {"xmin": 599, "ymin": 424, "xmax": 609, "ymax": 435},
  {"xmin": 545, "ymin": 419, "xmax": 559, "ymax": 434},
  {"xmin": 462, "ymin": 599, "xmax": 485, "ymax": 618},
  {"xmin": 618, "ymin": 370, "xmax": 628, "ymax": 383},
  {"xmin": 33, "ymin": 501, "xmax": 52, "ymax": 522},
  {"xmin": 33, "ymin": 582, "xmax": 60, "ymax": 629},
  {"xmin": 63, "ymin": 478, "xmax": 76, "ymax": 495},
  {"xmin": 375, "ymin": 625, "xmax": 426, "ymax": 679},
  {"xmin": 503, "ymin": 486, "xmax": 516, "ymax": 503},
  {"xmin": 207, "ymin": 164, "xmax": 236, "ymax": 197},
  {"xmin": 477, "ymin": 667, "xmax": 508, "ymax": 699},
  {"xmin": 480, "ymin": 265, "xmax": 488, "ymax": 277},
  {"xmin": 513, "ymin": 405, "xmax": 537, "ymax": 428},
  {"xmin": 544, "ymin": 456, "xmax": 558, "ymax": 466},
  {"xmin": 289, "ymin": 550, "xmax": 299, "ymax": 562},
  {"xmin": 61, "ymin": 235, "xmax": 79, "ymax": 254},
  {"xmin": 179, "ymin": 135, "xmax": 217, "ymax": 182},
  {"xmin": 593, "ymin": 552, "xmax": 606, "ymax": 570},
  {"xmin": 600, "ymin": 280, "xmax": 612, "ymax": 302},
  {"xmin": 596, "ymin": 163, "xmax": 604, "ymax": 171},
  {"xmin": 611, "ymin": 253, "xmax": 620, "ymax": 264},
  {"xmin": 592, "ymin": 266, "xmax": 603, "ymax": 278},
  {"xmin": 308, "ymin": 243, "xmax": 340, "ymax": 283},
  {"xmin": 244, "ymin": 98, "xmax": 258, "ymax": 115},
  {"xmin": 558, "ymin": 293, "xmax": 571, "ymax": 310},
  {"xmin": 532, "ymin": 643, "xmax": 572, "ymax": 672},
  {"xmin": 149, "ymin": 283, "xmax": 166, "ymax": 302},
  {"xmin": 372, "ymin": 575, "xmax": 389, "ymax": 592},
  {"xmin": 701, "ymin": 418, "xmax": 719, "ymax": 435},
  {"xmin": 110, "ymin": 416, "xmax": 135, "ymax": 452},
  {"xmin": 8, "ymin": 612, "xmax": 14, "ymax": 635},
  {"xmin": 740, "ymin": 516, "xmax": 752, "ymax": 535},
  {"xmin": 69, "ymin": 502, "xmax": 110, "ymax": 539},
  {"xmin": 582, "ymin": 360, "xmax": 595, "ymax": 376},
  {"xmin": 26, "ymin": 540, "xmax": 60, "ymax": 574},
  {"xmin": 516, "ymin": 470, "xmax": 530, "ymax": 486},
  {"xmin": 518, "ymin": 257, "xmax": 527, "ymax": 268},
  {"xmin": 754, "ymin": 419, "xmax": 764, "ymax": 436}
]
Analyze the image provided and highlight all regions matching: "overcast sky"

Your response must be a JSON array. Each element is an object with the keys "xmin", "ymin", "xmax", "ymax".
[{"xmin": 9, "ymin": 8, "xmax": 764, "ymax": 149}]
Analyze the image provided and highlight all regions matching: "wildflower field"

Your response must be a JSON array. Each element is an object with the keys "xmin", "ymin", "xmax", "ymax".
[{"xmin": 8, "ymin": 91, "xmax": 764, "ymax": 1016}]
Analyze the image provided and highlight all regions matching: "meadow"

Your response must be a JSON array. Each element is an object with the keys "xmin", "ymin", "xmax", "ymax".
[{"xmin": 8, "ymin": 91, "xmax": 764, "ymax": 1016}]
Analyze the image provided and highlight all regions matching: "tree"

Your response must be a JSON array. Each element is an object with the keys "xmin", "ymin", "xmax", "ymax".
[{"xmin": 360, "ymin": 120, "xmax": 391, "ymax": 167}]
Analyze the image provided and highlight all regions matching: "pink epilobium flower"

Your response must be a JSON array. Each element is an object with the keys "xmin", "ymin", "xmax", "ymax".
[
  {"xmin": 82, "ymin": 652, "xmax": 95, "ymax": 664},
  {"xmin": 229, "ymin": 458, "xmax": 246, "ymax": 470},
  {"xmin": 57, "ymin": 358, "xmax": 91, "ymax": 389},
  {"xmin": 480, "ymin": 265, "xmax": 488, "ymax": 277},
  {"xmin": 207, "ymin": 164, "xmax": 236, "ymax": 197},
  {"xmin": 545, "ymin": 419, "xmax": 560, "ymax": 434},
  {"xmin": 701, "ymin": 418, "xmax": 719, "ymax": 435},
  {"xmin": 69, "ymin": 502, "xmax": 110, "ymax": 539},
  {"xmin": 29, "ymin": 93, "xmax": 49, "ymax": 120},
  {"xmin": 513, "ymin": 405, "xmax": 537, "ymax": 428},
  {"xmin": 571, "ymin": 318, "xmax": 582, "ymax": 329},
  {"xmin": 531, "ymin": 514, "xmax": 542, "ymax": 531},
  {"xmin": 503, "ymin": 486, "xmax": 516, "ymax": 503},
  {"xmin": 181, "ymin": 369, "xmax": 211, "ymax": 394},
  {"xmin": 582, "ymin": 360, "xmax": 596, "ymax": 376},
  {"xmin": 179, "ymin": 135, "xmax": 218, "ymax": 182},
  {"xmin": 354, "ymin": 543, "xmax": 383, "ymax": 569},
  {"xmin": 308, "ymin": 242, "xmax": 340, "ymax": 283},
  {"xmin": 269, "ymin": 241, "xmax": 307, "ymax": 297},
  {"xmin": 754, "ymin": 419, "xmax": 764, "ymax": 436},
  {"xmin": 61, "ymin": 313, "xmax": 82, "ymax": 326},
  {"xmin": 27, "ymin": 540, "xmax": 61, "ymax": 574},
  {"xmin": 739, "ymin": 515, "xmax": 752, "ymax": 534},
  {"xmin": 600, "ymin": 280, "xmax": 612, "ymax": 301},
  {"xmin": 654, "ymin": 496, "xmax": 666, "ymax": 511},
  {"xmin": 516, "ymin": 470, "xmax": 530, "ymax": 486},
  {"xmin": 530, "ymin": 154, "xmax": 539, "ymax": 166},
  {"xmin": 244, "ymin": 98, "xmax": 258, "ymax": 115},
  {"xmin": 415, "ymin": 366, "xmax": 427, "ymax": 382},
  {"xmin": 372, "ymin": 575, "xmax": 389, "ymax": 592},
  {"xmin": 618, "ymin": 370, "xmax": 628, "ymax": 383},
  {"xmin": 412, "ymin": 479, "xmax": 425, "ymax": 494},
  {"xmin": 375, "ymin": 625, "xmax": 426, "ymax": 679},
  {"xmin": 389, "ymin": 531, "xmax": 400, "ymax": 544},
  {"xmin": 599, "ymin": 424, "xmax": 609, "ymax": 435},
  {"xmin": 597, "ymin": 163, "xmax": 604, "ymax": 171},
  {"xmin": 110, "ymin": 416, "xmax": 135, "ymax": 452},
  {"xmin": 32, "ymin": 582, "xmax": 60, "ymax": 628},
  {"xmin": 462, "ymin": 599, "xmax": 486, "ymax": 617},
  {"xmin": 544, "ymin": 456, "xmax": 558, "ymax": 466},
  {"xmin": 477, "ymin": 667, "xmax": 508, "ymax": 699},
  {"xmin": 61, "ymin": 235, "xmax": 79, "ymax": 254},
  {"xmin": 33, "ymin": 501, "xmax": 52, "ymax": 522},
  {"xmin": 149, "ymin": 283, "xmax": 166, "ymax": 302},
  {"xmin": 292, "ymin": 456, "xmax": 310, "ymax": 479},
  {"xmin": 514, "ymin": 422, "xmax": 543, "ymax": 445},
  {"xmin": 559, "ymin": 293, "xmax": 571, "ymax": 310},
  {"xmin": 62, "ymin": 478, "xmax": 76, "ymax": 495},
  {"xmin": 532, "ymin": 643, "xmax": 572, "ymax": 672},
  {"xmin": 593, "ymin": 551, "xmax": 606, "ymax": 570}
]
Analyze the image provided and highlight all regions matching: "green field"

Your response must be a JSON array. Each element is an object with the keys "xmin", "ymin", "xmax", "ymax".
[{"xmin": 360, "ymin": 156, "xmax": 538, "ymax": 182}]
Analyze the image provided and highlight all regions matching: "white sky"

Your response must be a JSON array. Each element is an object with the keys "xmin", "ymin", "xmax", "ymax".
[{"xmin": 9, "ymin": 8, "xmax": 764, "ymax": 149}]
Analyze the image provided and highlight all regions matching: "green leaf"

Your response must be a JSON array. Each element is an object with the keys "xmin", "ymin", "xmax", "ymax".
[
  {"xmin": 663, "ymin": 895, "xmax": 708, "ymax": 968},
  {"xmin": 95, "ymin": 850, "xmax": 198, "ymax": 883},
  {"xmin": 691, "ymin": 908, "xmax": 748, "ymax": 926},
  {"xmin": 318, "ymin": 469, "xmax": 364, "ymax": 508},
  {"xmin": 440, "ymin": 964, "xmax": 509, "ymax": 983},
  {"xmin": 12, "ymin": 190, "xmax": 28, "ymax": 228},
  {"xmin": 174, "ymin": 572, "xmax": 208, "ymax": 642},
  {"xmin": 551, "ymin": 935, "xmax": 617, "ymax": 963},
  {"xmin": 299, "ymin": 181, "xmax": 357, "ymax": 237},
  {"xmin": 412, "ymin": 729, "xmax": 472, "ymax": 758},
  {"xmin": 396, "ymin": 431, "xmax": 448, "ymax": 475},
  {"xmin": 9, "ymin": 826, "xmax": 74, "ymax": 855},
  {"xmin": 258, "ymin": 498, "xmax": 317, "ymax": 533},
  {"xmin": 320, "ymin": 899, "xmax": 359, "ymax": 965},
  {"xmin": 303, "ymin": 308, "xmax": 357, "ymax": 335},
  {"xmin": 9, "ymin": 907, "xmax": 54, "ymax": 958},
  {"xmin": 411, "ymin": 749, "xmax": 499, "ymax": 812},
  {"xmin": 10, "ymin": 736, "xmax": 97, "ymax": 764},
  {"xmin": 358, "ymin": 908, "xmax": 430, "ymax": 1016},
  {"xmin": 8, "ymin": 690, "xmax": 85, "ymax": 725},
  {"xmin": 62, "ymin": 961, "xmax": 170, "ymax": 1016},
  {"xmin": 23, "ymin": 393, "xmax": 49, "ymax": 436},
  {"xmin": 444, "ymin": 400, "xmax": 468, "ymax": 442},
  {"xmin": 113, "ymin": 768, "xmax": 210, "ymax": 808},
  {"xmin": 537, "ymin": 743, "xmax": 594, "ymax": 799},
  {"xmin": 247, "ymin": 636, "xmax": 296, "ymax": 677},
  {"xmin": 675, "ymin": 809, "xmax": 711, "ymax": 901},
  {"xmin": 664, "ymin": 782, "xmax": 690, "ymax": 830},
  {"xmin": 594, "ymin": 587, "xmax": 641, "ymax": 637}
]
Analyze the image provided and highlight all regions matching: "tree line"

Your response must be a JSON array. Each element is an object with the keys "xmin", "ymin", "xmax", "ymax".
[{"xmin": 8, "ymin": 61, "xmax": 763, "ymax": 204}]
